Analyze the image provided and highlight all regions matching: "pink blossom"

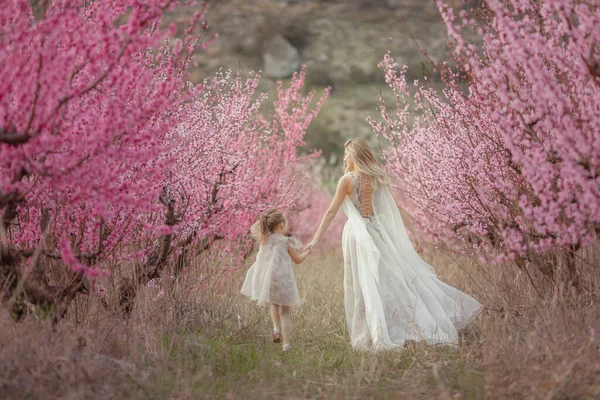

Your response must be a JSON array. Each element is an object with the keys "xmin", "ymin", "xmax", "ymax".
[
  {"xmin": 0, "ymin": 1, "xmax": 334, "ymax": 291},
  {"xmin": 372, "ymin": 0, "xmax": 600, "ymax": 263}
]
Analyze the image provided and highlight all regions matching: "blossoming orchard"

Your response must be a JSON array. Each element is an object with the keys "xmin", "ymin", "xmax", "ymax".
[
  {"xmin": 371, "ymin": 0, "xmax": 599, "ymax": 285},
  {"xmin": 0, "ymin": 0, "xmax": 598, "ymax": 325},
  {"xmin": 0, "ymin": 0, "xmax": 329, "ymax": 321}
]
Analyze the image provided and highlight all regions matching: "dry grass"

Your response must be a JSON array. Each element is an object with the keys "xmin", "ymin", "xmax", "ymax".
[{"xmin": 1, "ymin": 246, "xmax": 599, "ymax": 399}]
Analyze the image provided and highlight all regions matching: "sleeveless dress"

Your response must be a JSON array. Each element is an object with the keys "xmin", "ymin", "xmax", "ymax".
[
  {"xmin": 342, "ymin": 172, "xmax": 483, "ymax": 351},
  {"xmin": 241, "ymin": 229, "xmax": 303, "ymax": 306}
]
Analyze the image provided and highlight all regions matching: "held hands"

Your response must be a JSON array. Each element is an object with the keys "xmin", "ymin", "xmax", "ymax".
[
  {"xmin": 298, "ymin": 242, "xmax": 312, "ymax": 254},
  {"xmin": 299, "ymin": 246, "xmax": 312, "ymax": 257},
  {"xmin": 289, "ymin": 240, "xmax": 312, "ymax": 264},
  {"xmin": 305, "ymin": 238, "xmax": 318, "ymax": 252},
  {"xmin": 299, "ymin": 246, "xmax": 312, "ymax": 263}
]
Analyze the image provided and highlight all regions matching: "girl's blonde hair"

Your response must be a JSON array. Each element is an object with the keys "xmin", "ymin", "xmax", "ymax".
[
  {"xmin": 258, "ymin": 209, "xmax": 287, "ymax": 242},
  {"xmin": 344, "ymin": 138, "xmax": 390, "ymax": 187}
]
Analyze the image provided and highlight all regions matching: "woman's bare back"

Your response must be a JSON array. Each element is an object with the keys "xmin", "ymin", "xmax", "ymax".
[{"xmin": 351, "ymin": 172, "xmax": 374, "ymax": 218}]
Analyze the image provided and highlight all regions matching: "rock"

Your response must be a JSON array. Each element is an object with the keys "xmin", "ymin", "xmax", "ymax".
[{"xmin": 263, "ymin": 34, "xmax": 301, "ymax": 79}]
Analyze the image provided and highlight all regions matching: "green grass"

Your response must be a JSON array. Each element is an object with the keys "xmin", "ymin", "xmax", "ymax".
[
  {"xmin": 153, "ymin": 329, "xmax": 484, "ymax": 398},
  {"xmin": 136, "ymin": 250, "xmax": 488, "ymax": 399}
]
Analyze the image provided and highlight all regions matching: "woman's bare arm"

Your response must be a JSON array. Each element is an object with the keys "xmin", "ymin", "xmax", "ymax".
[{"xmin": 306, "ymin": 174, "xmax": 352, "ymax": 249}]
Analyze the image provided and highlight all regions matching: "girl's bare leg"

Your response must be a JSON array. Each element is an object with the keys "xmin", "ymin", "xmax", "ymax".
[
  {"xmin": 271, "ymin": 304, "xmax": 281, "ymax": 331},
  {"xmin": 279, "ymin": 305, "xmax": 292, "ymax": 348},
  {"xmin": 271, "ymin": 304, "xmax": 282, "ymax": 343}
]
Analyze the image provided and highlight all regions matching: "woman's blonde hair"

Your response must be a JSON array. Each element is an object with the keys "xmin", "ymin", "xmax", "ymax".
[
  {"xmin": 344, "ymin": 138, "xmax": 390, "ymax": 187},
  {"xmin": 258, "ymin": 209, "xmax": 287, "ymax": 242}
]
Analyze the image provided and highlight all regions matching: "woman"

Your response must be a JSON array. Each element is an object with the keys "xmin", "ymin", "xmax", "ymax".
[{"xmin": 306, "ymin": 138, "xmax": 483, "ymax": 351}]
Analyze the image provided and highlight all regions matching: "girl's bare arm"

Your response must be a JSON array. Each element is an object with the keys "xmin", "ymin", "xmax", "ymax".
[{"xmin": 288, "ymin": 245, "xmax": 310, "ymax": 264}]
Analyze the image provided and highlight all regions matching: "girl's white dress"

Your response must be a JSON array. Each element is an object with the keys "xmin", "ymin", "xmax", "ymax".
[
  {"xmin": 343, "ymin": 173, "xmax": 483, "ymax": 351},
  {"xmin": 241, "ymin": 228, "xmax": 303, "ymax": 306}
]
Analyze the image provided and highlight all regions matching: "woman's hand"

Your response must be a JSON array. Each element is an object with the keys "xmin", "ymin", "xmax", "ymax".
[
  {"xmin": 414, "ymin": 241, "xmax": 423, "ymax": 255},
  {"xmin": 305, "ymin": 238, "xmax": 318, "ymax": 252},
  {"xmin": 406, "ymin": 228, "xmax": 423, "ymax": 255}
]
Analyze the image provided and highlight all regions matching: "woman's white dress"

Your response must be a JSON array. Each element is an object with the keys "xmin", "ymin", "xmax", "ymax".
[
  {"xmin": 342, "ymin": 173, "xmax": 483, "ymax": 351},
  {"xmin": 241, "ymin": 229, "xmax": 303, "ymax": 306}
]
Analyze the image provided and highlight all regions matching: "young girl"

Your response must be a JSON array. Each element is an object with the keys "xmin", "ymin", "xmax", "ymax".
[{"xmin": 241, "ymin": 209, "xmax": 310, "ymax": 351}]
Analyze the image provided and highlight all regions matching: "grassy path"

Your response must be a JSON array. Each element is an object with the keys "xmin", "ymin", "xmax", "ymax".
[{"xmin": 151, "ymin": 251, "xmax": 483, "ymax": 399}]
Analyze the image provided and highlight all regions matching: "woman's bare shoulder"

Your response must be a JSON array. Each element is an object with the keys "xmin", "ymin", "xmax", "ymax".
[
  {"xmin": 340, "ymin": 173, "xmax": 354, "ymax": 184},
  {"xmin": 340, "ymin": 173, "xmax": 355, "ymax": 190}
]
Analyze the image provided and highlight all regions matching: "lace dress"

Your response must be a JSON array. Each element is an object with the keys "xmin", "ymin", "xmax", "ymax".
[
  {"xmin": 342, "ymin": 172, "xmax": 483, "ymax": 351},
  {"xmin": 241, "ymin": 229, "xmax": 303, "ymax": 306}
]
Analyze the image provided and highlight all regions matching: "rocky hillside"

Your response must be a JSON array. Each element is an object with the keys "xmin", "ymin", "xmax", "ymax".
[{"xmin": 168, "ymin": 0, "xmax": 472, "ymax": 159}]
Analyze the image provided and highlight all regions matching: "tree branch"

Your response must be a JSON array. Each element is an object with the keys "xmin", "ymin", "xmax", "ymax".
[{"xmin": 0, "ymin": 126, "xmax": 35, "ymax": 146}]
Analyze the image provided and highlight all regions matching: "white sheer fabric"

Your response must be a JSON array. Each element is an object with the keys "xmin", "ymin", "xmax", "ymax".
[
  {"xmin": 241, "ymin": 229, "xmax": 303, "ymax": 307},
  {"xmin": 342, "ymin": 174, "xmax": 483, "ymax": 351}
]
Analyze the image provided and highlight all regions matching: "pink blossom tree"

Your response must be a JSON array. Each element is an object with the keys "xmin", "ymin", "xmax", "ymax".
[
  {"xmin": 371, "ymin": 0, "xmax": 600, "ymax": 285},
  {"xmin": 165, "ymin": 67, "xmax": 327, "ymax": 242},
  {"xmin": 0, "ymin": 0, "xmax": 204, "ymax": 320},
  {"xmin": 116, "ymin": 69, "xmax": 331, "ymax": 313},
  {"xmin": 0, "ymin": 0, "xmax": 331, "ymax": 320},
  {"xmin": 151, "ymin": 67, "xmax": 329, "ymax": 270}
]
